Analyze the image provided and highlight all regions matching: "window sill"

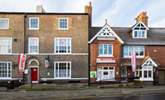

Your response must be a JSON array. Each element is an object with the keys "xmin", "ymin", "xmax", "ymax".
[
  {"xmin": 122, "ymin": 56, "xmax": 144, "ymax": 59},
  {"xmin": 0, "ymin": 28, "xmax": 9, "ymax": 30},
  {"xmin": 54, "ymin": 53, "xmax": 72, "ymax": 55},
  {"xmin": 58, "ymin": 28, "xmax": 69, "ymax": 31},
  {"xmin": 28, "ymin": 53, "xmax": 39, "ymax": 55},
  {"xmin": 0, "ymin": 78, "xmax": 12, "ymax": 80},
  {"xmin": 98, "ymin": 55, "xmax": 113, "ymax": 57},
  {"xmin": 132, "ymin": 37, "xmax": 147, "ymax": 39},
  {"xmin": 135, "ymin": 78, "xmax": 153, "ymax": 81},
  {"xmin": 28, "ymin": 28, "xmax": 39, "ymax": 30},
  {"xmin": 0, "ymin": 53, "xmax": 12, "ymax": 55},
  {"xmin": 54, "ymin": 78, "xmax": 71, "ymax": 80}
]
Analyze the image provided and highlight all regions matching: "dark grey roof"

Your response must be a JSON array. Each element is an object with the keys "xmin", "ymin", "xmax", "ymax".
[{"xmin": 90, "ymin": 26, "xmax": 165, "ymax": 45}]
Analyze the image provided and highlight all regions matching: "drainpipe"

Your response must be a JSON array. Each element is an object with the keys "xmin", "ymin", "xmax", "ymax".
[
  {"xmin": 88, "ymin": 14, "xmax": 91, "ymax": 86},
  {"xmin": 23, "ymin": 14, "xmax": 27, "ymax": 84},
  {"xmin": 88, "ymin": 43, "xmax": 90, "ymax": 86}
]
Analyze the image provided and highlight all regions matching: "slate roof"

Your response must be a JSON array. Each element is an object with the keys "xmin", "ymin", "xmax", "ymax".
[{"xmin": 89, "ymin": 26, "xmax": 165, "ymax": 45}]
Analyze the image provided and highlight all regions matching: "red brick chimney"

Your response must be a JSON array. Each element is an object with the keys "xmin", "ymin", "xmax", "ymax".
[{"xmin": 135, "ymin": 11, "xmax": 148, "ymax": 26}]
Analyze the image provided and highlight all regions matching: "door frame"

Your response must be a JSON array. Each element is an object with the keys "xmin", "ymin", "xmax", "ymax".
[
  {"xmin": 30, "ymin": 66, "xmax": 39, "ymax": 83},
  {"xmin": 28, "ymin": 59, "xmax": 40, "ymax": 83}
]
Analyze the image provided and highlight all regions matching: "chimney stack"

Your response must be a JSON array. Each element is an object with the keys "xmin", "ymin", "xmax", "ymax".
[
  {"xmin": 84, "ymin": 2, "xmax": 92, "ymax": 26},
  {"xmin": 135, "ymin": 11, "xmax": 148, "ymax": 26},
  {"xmin": 36, "ymin": 5, "xmax": 45, "ymax": 13},
  {"xmin": 84, "ymin": 2, "xmax": 92, "ymax": 15}
]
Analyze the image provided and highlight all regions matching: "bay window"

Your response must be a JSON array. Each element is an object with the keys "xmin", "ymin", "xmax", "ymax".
[{"xmin": 135, "ymin": 66, "xmax": 153, "ymax": 81}]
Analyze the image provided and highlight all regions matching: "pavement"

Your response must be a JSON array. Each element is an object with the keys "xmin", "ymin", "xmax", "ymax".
[{"xmin": 0, "ymin": 84, "xmax": 165, "ymax": 100}]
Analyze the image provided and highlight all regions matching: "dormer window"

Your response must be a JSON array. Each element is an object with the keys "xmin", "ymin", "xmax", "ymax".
[{"xmin": 132, "ymin": 22, "xmax": 148, "ymax": 38}]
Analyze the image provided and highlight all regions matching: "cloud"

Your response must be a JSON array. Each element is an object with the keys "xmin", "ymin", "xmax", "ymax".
[
  {"xmin": 93, "ymin": 0, "xmax": 145, "ymax": 27},
  {"xmin": 0, "ymin": 0, "xmax": 164, "ymax": 27}
]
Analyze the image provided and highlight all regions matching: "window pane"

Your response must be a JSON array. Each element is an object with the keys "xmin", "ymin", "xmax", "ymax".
[
  {"xmin": 123, "ymin": 46, "xmax": 144, "ymax": 57},
  {"xmin": 134, "ymin": 31, "xmax": 137, "ymax": 37},
  {"xmin": 0, "ymin": 19, "xmax": 8, "ymax": 29},
  {"xmin": 103, "ymin": 71, "xmax": 108, "ymax": 75},
  {"xmin": 29, "ymin": 18, "xmax": 39, "ymax": 29},
  {"xmin": 54, "ymin": 62, "xmax": 71, "ymax": 78},
  {"xmin": 99, "ymin": 45, "xmax": 103, "ymax": 55},
  {"xmin": 148, "ymin": 71, "xmax": 152, "ymax": 78},
  {"xmin": 59, "ymin": 18, "xmax": 68, "ymax": 29},
  {"xmin": 99, "ymin": 44, "xmax": 112, "ymax": 56},
  {"xmin": 133, "ymin": 30, "xmax": 146, "ymax": 38},
  {"xmin": 29, "ymin": 38, "xmax": 39, "ymax": 53},
  {"xmin": 108, "ymin": 45, "xmax": 112, "ymax": 55},
  {"xmin": 144, "ymin": 71, "xmax": 147, "ymax": 78},
  {"xmin": 55, "ymin": 38, "xmax": 71, "ymax": 54},
  {"xmin": 0, "ymin": 62, "xmax": 12, "ymax": 78},
  {"xmin": 0, "ymin": 38, "xmax": 12, "ymax": 54}
]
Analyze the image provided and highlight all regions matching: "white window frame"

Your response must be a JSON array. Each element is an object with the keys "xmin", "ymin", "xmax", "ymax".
[
  {"xmin": 54, "ymin": 61, "xmax": 71, "ymax": 79},
  {"xmin": 28, "ymin": 37, "xmax": 39, "ymax": 54},
  {"xmin": 135, "ymin": 66, "xmax": 153, "ymax": 81},
  {"xmin": 58, "ymin": 18, "xmax": 69, "ymax": 30},
  {"xmin": 96, "ymin": 67, "xmax": 115, "ymax": 81},
  {"xmin": 0, "ymin": 18, "xmax": 9, "ymax": 29},
  {"xmin": 98, "ymin": 44, "xmax": 113, "ymax": 57},
  {"xmin": 0, "ymin": 37, "xmax": 12, "ymax": 54},
  {"xmin": 28, "ymin": 17, "xmax": 39, "ymax": 30},
  {"xmin": 54, "ymin": 37, "xmax": 72, "ymax": 54},
  {"xmin": 0, "ymin": 61, "xmax": 12, "ymax": 79},
  {"xmin": 133, "ymin": 30, "xmax": 147, "ymax": 38},
  {"xmin": 123, "ymin": 46, "xmax": 144, "ymax": 58}
]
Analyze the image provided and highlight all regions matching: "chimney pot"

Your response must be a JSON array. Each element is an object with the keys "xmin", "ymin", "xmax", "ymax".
[{"xmin": 36, "ymin": 5, "xmax": 45, "ymax": 13}]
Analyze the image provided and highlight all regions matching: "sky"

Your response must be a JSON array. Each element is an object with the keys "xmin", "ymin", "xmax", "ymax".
[{"xmin": 0, "ymin": 0, "xmax": 164, "ymax": 27}]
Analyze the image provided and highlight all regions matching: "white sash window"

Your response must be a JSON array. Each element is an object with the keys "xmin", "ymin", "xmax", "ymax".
[
  {"xmin": 0, "ymin": 61, "xmax": 12, "ymax": 79},
  {"xmin": 28, "ymin": 37, "xmax": 39, "ymax": 54},
  {"xmin": 0, "ymin": 37, "xmax": 12, "ymax": 54},
  {"xmin": 54, "ymin": 61, "xmax": 71, "ymax": 79},
  {"xmin": 54, "ymin": 37, "xmax": 71, "ymax": 54}
]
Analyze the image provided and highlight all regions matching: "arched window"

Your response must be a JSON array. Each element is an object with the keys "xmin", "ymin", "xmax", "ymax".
[{"xmin": 28, "ymin": 59, "xmax": 39, "ymax": 67}]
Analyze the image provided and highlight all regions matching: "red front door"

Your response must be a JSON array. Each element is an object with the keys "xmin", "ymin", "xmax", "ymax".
[{"xmin": 31, "ymin": 68, "xmax": 38, "ymax": 83}]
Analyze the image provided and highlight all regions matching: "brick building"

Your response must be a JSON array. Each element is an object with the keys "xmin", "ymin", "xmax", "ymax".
[
  {"xmin": 0, "ymin": 2, "xmax": 165, "ymax": 87},
  {"xmin": 0, "ymin": 3, "xmax": 91, "ymax": 86},
  {"xmin": 89, "ymin": 12, "xmax": 165, "ymax": 85}
]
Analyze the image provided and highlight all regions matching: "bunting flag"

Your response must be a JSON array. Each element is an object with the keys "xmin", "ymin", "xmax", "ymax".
[
  {"xmin": 18, "ymin": 53, "xmax": 26, "ymax": 73},
  {"xmin": 131, "ymin": 51, "xmax": 136, "ymax": 72}
]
